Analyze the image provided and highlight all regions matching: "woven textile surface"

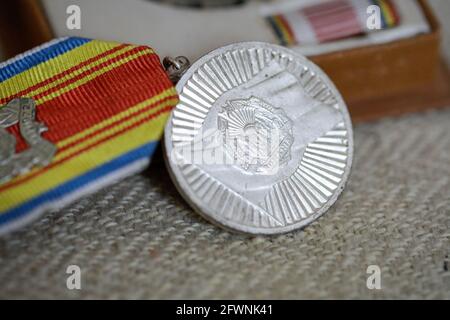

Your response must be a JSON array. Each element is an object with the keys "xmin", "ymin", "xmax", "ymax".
[{"xmin": 0, "ymin": 106, "xmax": 449, "ymax": 299}]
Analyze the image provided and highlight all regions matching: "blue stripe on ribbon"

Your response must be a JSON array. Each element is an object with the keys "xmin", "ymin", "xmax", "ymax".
[
  {"xmin": 0, "ymin": 141, "xmax": 158, "ymax": 225},
  {"xmin": 372, "ymin": 0, "xmax": 388, "ymax": 29},
  {"xmin": 266, "ymin": 17, "xmax": 288, "ymax": 47},
  {"xmin": 0, "ymin": 37, "xmax": 91, "ymax": 83}
]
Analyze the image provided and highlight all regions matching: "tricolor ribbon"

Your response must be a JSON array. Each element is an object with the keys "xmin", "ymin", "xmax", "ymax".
[
  {"xmin": 0, "ymin": 37, "xmax": 178, "ymax": 235},
  {"xmin": 267, "ymin": 0, "xmax": 400, "ymax": 46}
]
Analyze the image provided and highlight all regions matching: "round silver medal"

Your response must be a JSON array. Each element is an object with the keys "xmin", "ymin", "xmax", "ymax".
[{"xmin": 164, "ymin": 42, "xmax": 353, "ymax": 235}]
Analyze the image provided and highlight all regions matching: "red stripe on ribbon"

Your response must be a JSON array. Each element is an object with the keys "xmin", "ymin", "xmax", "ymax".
[
  {"xmin": 0, "ymin": 103, "xmax": 174, "ymax": 193},
  {"xmin": 7, "ymin": 51, "xmax": 173, "ymax": 152},
  {"xmin": 304, "ymin": 0, "xmax": 363, "ymax": 43},
  {"xmin": 0, "ymin": 44, "xmax": 130, "ymax": 105}
]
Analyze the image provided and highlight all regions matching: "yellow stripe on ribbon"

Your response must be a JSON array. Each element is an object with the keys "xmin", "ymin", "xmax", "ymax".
[
  {"xmin": 37, "ymin": 49, "xmax": 153, "ymax": 105},
  {"xmin": 377, "ymin": 0, "xmax": 396, "ymax": 27},
  {"xmin": 0, "ymin": 49, "xmax": 173, "ymax": 205},
  {"xmin": 57, "ymin": 87, "xmax": 177, "ymax": 150},
  {"xmin": 0, "ymin": 102, "xmax": 172, "ymax": 212},
  {"xmin": 55, "ymin": 97, "xmax": 177, "ymax": 162},
  {"xmin": 21, "ymin": 46, "xmax": 136, "ymax": 100},
  {"xmin": 0, "ymin": 41, "xmax": 121, "ymax": 96}
]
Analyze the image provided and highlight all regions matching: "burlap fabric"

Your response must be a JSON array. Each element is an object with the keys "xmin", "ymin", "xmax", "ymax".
[{"xmin": 0, "ymin": 106, "xmax": 449, "ymax": 299}]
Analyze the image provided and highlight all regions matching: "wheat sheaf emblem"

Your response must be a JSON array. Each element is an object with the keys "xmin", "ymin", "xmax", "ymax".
[{"xmin": 217, "ymin": 96, "xmax": 294, "ymax": 174}]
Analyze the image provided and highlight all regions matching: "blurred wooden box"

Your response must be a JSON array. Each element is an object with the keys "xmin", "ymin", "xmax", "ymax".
[
  {"xmin": 0, "ymin": 0, "xmax": 449, "ymax": 122},
  {"xmin": 310, "ymin": 0, "xmax": 450, "ymax": 121}
]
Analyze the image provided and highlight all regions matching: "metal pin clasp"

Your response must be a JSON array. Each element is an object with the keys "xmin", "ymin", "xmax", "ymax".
[{"xmin": 163, "ymin": 56, "xmax": 190, "ymax": 84}]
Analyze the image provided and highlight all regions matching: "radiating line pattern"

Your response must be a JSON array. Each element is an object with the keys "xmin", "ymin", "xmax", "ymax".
[
  {"xmin": 261, "ymin": 123, "xmax": 348, "ymax": 225},
  {"xmin": 171, "ymin": 46, "xmax": 349, "ymax": 229},
  {"xmin": 171, "ymin": 47, "xmax": 338, "ymax": 146},
  {"xmin": 178, "ymin": 162, "xmax": 283, "ymax": 228}
]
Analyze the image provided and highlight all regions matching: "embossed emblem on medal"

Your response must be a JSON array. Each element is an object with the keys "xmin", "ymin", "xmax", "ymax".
[{"xmin": 164, "ymin": 42, "xmax": 353, "ymax": 234}]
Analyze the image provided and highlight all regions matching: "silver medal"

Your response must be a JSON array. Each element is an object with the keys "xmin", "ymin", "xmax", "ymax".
[{"xmin": 164, "ymin": 42, "xmax": 353, "ymax": 234}]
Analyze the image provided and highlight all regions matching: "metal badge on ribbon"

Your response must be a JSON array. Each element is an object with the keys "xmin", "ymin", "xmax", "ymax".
[
  {"xmin": 0, "ymin": 37, "xmax": 178, "ymax": 235},
  {"xmin": 0, "ymin": 98, "xmax": 56, "ymax": 184}
]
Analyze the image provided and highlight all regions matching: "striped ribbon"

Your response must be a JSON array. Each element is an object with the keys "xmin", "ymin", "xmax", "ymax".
[
  {"xmin": 267, "ymin": 0, "xmax": 400, "ymax": 46},
  {"xmin": 0, "ymin": 37, "xmax": 178, "ymax": 235}
]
